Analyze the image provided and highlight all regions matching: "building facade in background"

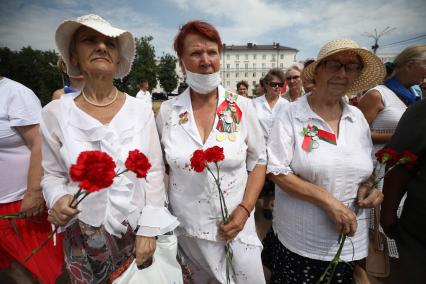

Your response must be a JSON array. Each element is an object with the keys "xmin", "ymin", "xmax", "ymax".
[
  {"xmin": 221, "ymin": 43, "xmax": 298, "ymax": 97},
  {"xmin": 153, "ymin": 42, "xmax": 299, "ymax": 97}
]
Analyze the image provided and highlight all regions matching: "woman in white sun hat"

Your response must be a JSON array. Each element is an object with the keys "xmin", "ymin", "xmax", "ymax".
[
  {"xmin": 266, "ymin": 38, "xmax": 386, "ymax": 283},
  {"xmin": 40, "ymin": 14, "xmax": 179, "ymax": 283}
]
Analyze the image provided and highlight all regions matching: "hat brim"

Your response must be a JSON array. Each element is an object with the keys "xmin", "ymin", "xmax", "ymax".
[
  {"xmin": 55, "ymin": 19, "xmax": 135, "ymax": 79},
  {"xmin": 301, "ymin": 48, "xmax": 386, "ymax": 94}
]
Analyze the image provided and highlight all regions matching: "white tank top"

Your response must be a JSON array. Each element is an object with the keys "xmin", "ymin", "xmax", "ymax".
[{"xmin": 370, "ymin": 85, "xmax": 406, "ymax": 133}]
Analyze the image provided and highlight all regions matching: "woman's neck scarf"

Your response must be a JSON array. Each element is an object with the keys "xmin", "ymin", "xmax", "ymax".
[{"xmin": 384, "ymin": 78, "xmax": 420, "ymax": 106}]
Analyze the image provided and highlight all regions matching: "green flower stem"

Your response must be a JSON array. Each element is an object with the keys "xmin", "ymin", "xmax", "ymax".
[
  {"xmin": 205, "ymin": 163, "xmax": 234, "ymax": 284},
  {"xmin": 0, "ymin": 212, "xmax": 26, "ymax": 219},
  {"xmin": 24, "ymin": 188, "xmax": 89, "ymax": 263}
]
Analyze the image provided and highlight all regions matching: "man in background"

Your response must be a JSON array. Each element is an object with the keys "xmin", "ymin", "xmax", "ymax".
[{"xmin": 136, "ymin": 79, "xmax": 152, "ymax": 109}]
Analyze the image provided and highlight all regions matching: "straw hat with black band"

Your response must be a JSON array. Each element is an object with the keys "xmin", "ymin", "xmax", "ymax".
[
  {"xmin": 301, "ymin": 39, "xmax": 386, "ymax": 93},
  {"xmin": 55, "ymin": 14, "xmax": 135, "ymax": 79}
]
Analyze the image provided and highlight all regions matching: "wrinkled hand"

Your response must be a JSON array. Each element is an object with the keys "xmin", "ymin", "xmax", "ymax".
[
  {"xmin": 134, "ymin": 236, "xmax": 156, "ymax": 266},
  {"xmin": 325, "ymin": 197, "xmax": 358, "ymax": 236},
  {"xmin": 20, "ymin": 190, "xmax": 45, "ymax": 217},
  {"xmin": 357, "ymin": 184, "xmax": 384, "ymax": 208},
  {"xmin": 47, "ymin": 195, "xmax": 79, "ymax": 226},
  {"xmin": 219, "ymin": 206, "xmax": 250, "ymax": 242}
]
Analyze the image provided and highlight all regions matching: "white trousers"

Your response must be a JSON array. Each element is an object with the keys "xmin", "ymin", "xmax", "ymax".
[{"xmin": 178, "ymin": 236, "xmax": 265, "ymax": 284}]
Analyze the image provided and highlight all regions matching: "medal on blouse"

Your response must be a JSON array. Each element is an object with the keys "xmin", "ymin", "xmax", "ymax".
[
  {"xmin": 302, "ymin": 124, "xmax": 337, "ymax": 152},
  {"xmin": 179, "ymin": 111, "xmax": 189, "ymax": 124},
  {"xmin": 216, "ymin": 91, "xmax": 242, "ymax": 142}
]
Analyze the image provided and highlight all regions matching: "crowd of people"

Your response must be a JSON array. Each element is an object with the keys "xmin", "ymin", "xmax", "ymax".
[{"xmin": 0, "ymin": 13, "xmax": 425, "ymax": 284}]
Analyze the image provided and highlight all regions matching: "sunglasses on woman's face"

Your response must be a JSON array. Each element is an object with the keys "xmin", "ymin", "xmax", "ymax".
[
  {"xmin": 269, "ymin": 82, "xmax": 284, "ymax": 88},
  {"xmin": 286, "ymin": 75, "xmax": 300, "ymax": 81}
]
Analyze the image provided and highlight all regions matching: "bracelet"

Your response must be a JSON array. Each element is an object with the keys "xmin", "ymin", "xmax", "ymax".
[{"xmin": 238, "ymin": 203, "xmax": 251, "ymax": 217}]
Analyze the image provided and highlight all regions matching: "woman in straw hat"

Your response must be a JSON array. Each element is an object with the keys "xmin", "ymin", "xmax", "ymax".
[
  {"xmin": 40, "ymin": 14, "xmax": 178, "ymax": 283},
  {"xmin": 266, "ymin": 39, "xmax": 385, "ymax": 283}
]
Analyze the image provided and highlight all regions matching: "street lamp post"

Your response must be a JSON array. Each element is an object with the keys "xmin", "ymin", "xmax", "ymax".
[{"xmin": 363, "ymin": 27, "xmax": 396, "ymax": 54}]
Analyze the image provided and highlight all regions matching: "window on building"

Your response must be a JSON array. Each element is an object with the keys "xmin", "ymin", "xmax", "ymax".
[
  {"xmin": 253, "ymin": 63, "xmax": 256, "ymax": 69},
  {"xmin": 253, "ymin": 72, "xmax": 256, "ymax": 77},
  {"xmin": 244, "ymin": 72, "xmax": 248, "ymax": 77},
  {"xmin": 245, "ymin": 54, "xmax": 248, "ymax": 60},
  {"xmin": 226, "ymin": 73, "xmax": 230, "ymax": 78},
  {"xmin": 226, "ymin": 81, "xmax": 230, "ymax": 87},
  {"xmin": 227, "ymin": 54, "xmax": 230, "ymax": 60},
  {"xmin": 253, "ymin": 54, "xmax": 257, "ymax": 59},
  {"xmin": 280, "ymin": 63, "xmax": 283, "ymax": 68},
  {"xmin": 226, "ymin": 64, "xmax": 230, "ymax": 69},
  {"xmin": 262, "ymin": 72, "xmax": 265, "ymax": 76},
  {"xmin": 262, "ymin": 54, "xmax": 266, "ymax": 59},
  {"xmin": 253, "ymin": 81, "xmax": 256, "ymax": 86},
  {"xmin": 272, "ymin": 63, "xmax": 276, "ymax": 68},
  {"xmin": 236, "ymin": 72, "xmax": 239, "ymax": 78},
  {"xmin": 280, "ymin": 54, "xmax": 284, "ymax": 59},
  {"xmin": 236, "ymin": 54, "xmax": 239, "ymax": 60},
  {"xmin": 236, "ymin": 63, "xmax": 239, "ymax": 69},
  {"xmin": 272, "ymin": 54, "xmax": 276, "ymax": 61},
  {"xmin": 262, "ymin": 63, "xmax": 266, "ymax": 68},
  {"xmin": 245, "ymin": 63, "xmax": 248, "ymax": 69}
]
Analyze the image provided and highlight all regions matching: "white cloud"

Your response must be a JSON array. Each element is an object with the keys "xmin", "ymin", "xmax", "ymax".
[{"xmin": 1, "ymin": 0, "xmax": 425, "ymax": 60}]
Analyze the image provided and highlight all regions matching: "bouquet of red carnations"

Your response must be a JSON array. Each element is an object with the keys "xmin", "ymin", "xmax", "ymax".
[
  {"xmin": 190, "ymin": 146, "xmax": 234, "ymax": 284},
  {"xmin": 317, "ymin": 147, "xmax": 417, "ymax": 284},
  {"xmin": 24, "ymin": 149, "xmax": 151, "ymax": 262}
]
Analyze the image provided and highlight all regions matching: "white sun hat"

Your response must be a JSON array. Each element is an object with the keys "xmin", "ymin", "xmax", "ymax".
[
  {"xmin": 301, "ymin": 38, "xmax": 386, "ymax": 93},
  {"xmin": 55, "ymin": 14, "xmax": 135, "ymax": 79}
]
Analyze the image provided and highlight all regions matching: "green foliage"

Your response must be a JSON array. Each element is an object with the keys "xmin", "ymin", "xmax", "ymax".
[
  {"xmin": 116, "ymin": 36, "xmax": 158, "ymax": 95},
  {"xmin": 0, "ymin": 46, "xmax": 62, "ymax": 106},
  {"xmin": 157, "ymin": 53, "xmax": 179, "ymax": 93},
  {"xmin": 0, "ymin": 35, "xmax": 171, "ymax": 103}
]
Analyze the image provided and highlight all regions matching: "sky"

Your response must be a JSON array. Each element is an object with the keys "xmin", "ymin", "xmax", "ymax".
[{"xmin": 1, "ymin": 0, "xmax": 425, "ymax": 61}]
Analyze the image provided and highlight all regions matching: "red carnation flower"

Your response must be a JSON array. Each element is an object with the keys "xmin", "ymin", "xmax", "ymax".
[
  {"xmin": 70, "ymin": 151, "xmax": 116, "ymax": 193},
  {"xmin": 375, "ymin": 147, "xmax": 398, "ymax": 166},
  {"xmin": 399, "ymin": 151, "xmax": 418, "ymax": 170},
  {"xmin": 204, "ymin": 146, "xmax": 225, "ymax": 163},
  {"xmin": 125, "ymin": 149, "xmax": 152, "ymax": 178},
  {"xmin": 190, "ymin": 149, "xmax": 206, "ymax": 173}
]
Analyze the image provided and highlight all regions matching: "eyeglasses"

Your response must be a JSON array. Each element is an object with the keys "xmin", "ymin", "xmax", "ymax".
[
  {"xmin": 269, "ymin": 82, "xmax": 284, "ymax": 88},
  {"xmin": 286, "ymin": 75, "xmax": 300, "ymax": 81},
  {"xmin": 322, "ymin": 60, "xmax": 363, "ymax": 74}
]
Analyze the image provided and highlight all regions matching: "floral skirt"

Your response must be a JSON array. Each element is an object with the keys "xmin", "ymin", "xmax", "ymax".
[
  {"xmin": 63, "ymin": 220, "xmax": 195, "ymax": 284},
  {"xmin": 269, "ymin": 232, "xmax": 355, "ymax": 284},
  {"xmin": 63, "ymin": 220, "xmax": 135, "ymax": 284}
]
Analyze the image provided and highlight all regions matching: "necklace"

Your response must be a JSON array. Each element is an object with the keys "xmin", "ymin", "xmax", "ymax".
[{"xmin": 82, "ymin": 88, "xmax": 119, "ymax": 107}]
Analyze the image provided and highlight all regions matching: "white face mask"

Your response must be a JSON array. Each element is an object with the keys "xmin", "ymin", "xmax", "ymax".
[{"xmin": 182, "ymin": 62, "xmax": 221, "ymax": 95}]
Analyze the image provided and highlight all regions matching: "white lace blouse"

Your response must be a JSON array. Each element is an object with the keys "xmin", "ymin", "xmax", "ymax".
[
  {"xmin": 156, "ymin": 86, "xmax": 266, "ymax": 246},
  {"xmin": 267, "ymin": 95, "xmax": 373, "ymax": 261},
  {"xmin": 40, "ymin": 93, "xmax": 179, "ymax": 237}
]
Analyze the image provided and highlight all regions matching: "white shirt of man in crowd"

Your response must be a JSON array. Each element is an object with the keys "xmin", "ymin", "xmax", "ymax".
[{"xmin": 136, "ymin": 80, "xmax": 152, "ymax": 109}]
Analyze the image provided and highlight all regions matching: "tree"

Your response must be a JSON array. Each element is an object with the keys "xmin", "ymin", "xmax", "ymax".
[
  {"xmin": 157, "ymin": 54, "xmax": 179, "ymax": 93},
  {"xmin": 0, "ymin": 46, "xmax": 61, "ymax": 106},
  {"xmin": 116, "ymin": 36, "xmax": 157, "ymax": 96}
]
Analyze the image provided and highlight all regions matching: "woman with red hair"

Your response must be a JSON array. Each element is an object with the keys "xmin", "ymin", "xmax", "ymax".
[{"xmin": 156, "ymin": 20, "xmax": 266, "ymax": 283}]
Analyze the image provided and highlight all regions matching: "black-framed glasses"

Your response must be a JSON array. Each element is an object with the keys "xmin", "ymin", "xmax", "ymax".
[
  {"xmin": 269, "ymin": 82, "xmax": 284, "ymax": 88},
  {"xmin": 286, "ymin": 75, "xmax": 300, "ymax": 81},
  {"xmin": 322, "ymin": 60, "xmax": 363, "ymax": 74}
]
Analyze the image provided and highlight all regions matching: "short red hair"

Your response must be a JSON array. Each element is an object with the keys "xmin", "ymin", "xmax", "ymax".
[{"xmin": 174, "ymin": 20, "xmax": 222, "ymax": 58}]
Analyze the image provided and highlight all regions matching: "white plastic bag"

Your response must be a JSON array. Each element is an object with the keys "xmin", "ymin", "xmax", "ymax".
[{"xmin": 113, "ymin": 235, "xmax": 183, "ymax": 284}]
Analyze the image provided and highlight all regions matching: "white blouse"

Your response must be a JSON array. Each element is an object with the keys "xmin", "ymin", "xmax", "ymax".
[
  {"xmin": 40, "ymin": 93, "xmax": 179, "ymax": 237},
  {"xmin": 156, "ymin": 86, "xmax": 266, "ymax": 246},
  {"xmin": 252, "ymin": 95, "xmax": 288, "ymax": 144},
  {"xmin": 0, "ymin": 78, "xmax": 42, "ymax": 203},
  {"xmin": 267, "ymin": 95, "xmax": 373, "ymax": 261}
]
